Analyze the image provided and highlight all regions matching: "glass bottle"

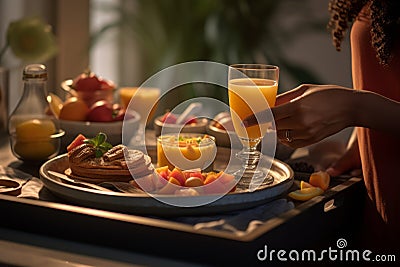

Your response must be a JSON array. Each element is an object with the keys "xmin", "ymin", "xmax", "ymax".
[{"xmin": 8, "ymin": 64, "xmax": 64, "ymax": 162}]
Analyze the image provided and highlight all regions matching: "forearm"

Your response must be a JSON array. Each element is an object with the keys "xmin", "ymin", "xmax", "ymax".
[{"xmin": 355, "ymin": 90, "xmax": 400, "ymax": 135}]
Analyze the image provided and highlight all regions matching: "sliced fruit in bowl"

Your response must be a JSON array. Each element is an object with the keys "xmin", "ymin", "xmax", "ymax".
[{"xmin": 50, "ymin": 69, "xmax": 151, "ymax": 152}]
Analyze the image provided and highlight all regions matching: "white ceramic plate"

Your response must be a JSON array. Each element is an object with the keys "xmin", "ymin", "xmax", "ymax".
[{"xmin": 39, "ymin": 149, "xmax": 294, "ymax": 216}]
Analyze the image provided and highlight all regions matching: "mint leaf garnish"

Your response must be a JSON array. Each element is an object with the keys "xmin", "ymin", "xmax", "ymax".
[{"xmin": 84, "ymin": 132, "xmax": 112, "ymax": 158}]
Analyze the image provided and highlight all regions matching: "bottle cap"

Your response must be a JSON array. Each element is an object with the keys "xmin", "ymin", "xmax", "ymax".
[{"xmin": 23, "ymin": 64, "xmax": 47, "ymax": 81}]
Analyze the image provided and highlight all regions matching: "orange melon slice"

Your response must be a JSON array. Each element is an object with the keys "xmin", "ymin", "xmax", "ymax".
[
  {"xmin": 288, "ymin": 187, "xmax": 324, "ymax": 201},
  {"xmin": 300, "ymin": 180, "xmax": 314, "ymax": 190}
]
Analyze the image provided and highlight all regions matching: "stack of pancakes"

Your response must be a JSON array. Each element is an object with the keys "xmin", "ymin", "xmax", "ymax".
[{"xmin": 66, "ymin": 144, "xmax": 154, "ymax": 183}]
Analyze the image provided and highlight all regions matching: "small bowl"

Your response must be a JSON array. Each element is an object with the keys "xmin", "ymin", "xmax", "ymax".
[
  {"xmin": 59, "ymin": 110, "xmax": 140, "ymax": 150},
  {"xmin": 157, "ymin": 133, "xmax": 217, "ymax": 171},
  {"xmin": 153, "ymin": 115, "xmax": 208, "ymax": 137},
  {"xmin": 61, "ymin": 79, "xmax": 115, "ymax": 107}
]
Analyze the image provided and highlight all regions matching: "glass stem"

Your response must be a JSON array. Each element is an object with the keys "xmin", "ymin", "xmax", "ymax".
[
  {"xmin": 234, "ymin": 142, "xmax": 274, "ymax": 189},
  {"xmin": 237, "ymin": 145, "xmax": 261, "ymax": 171}
]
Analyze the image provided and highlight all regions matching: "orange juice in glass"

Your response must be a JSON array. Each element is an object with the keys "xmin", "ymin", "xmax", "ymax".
[
  {"xmin": 228, "ymin": 78, "xmax": 277, "ymax": 143},
  {"xmin": 119, "ymin": 87, "xmax": 160, "ymax": 126},
  {"xmin": 228, "ymin": 64, "xmax": 279, "ymax": 188}
]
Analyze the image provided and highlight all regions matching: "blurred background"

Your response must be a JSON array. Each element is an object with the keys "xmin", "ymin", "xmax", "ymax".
[{"xmin": 0, "ymin": 0, "xmax": 352, "ymax": 117}]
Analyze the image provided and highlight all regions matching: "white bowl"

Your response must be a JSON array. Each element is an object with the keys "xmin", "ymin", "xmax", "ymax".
[{"xmin": 59, "ymin": 110, "xmax": 140, "ymax": 151}]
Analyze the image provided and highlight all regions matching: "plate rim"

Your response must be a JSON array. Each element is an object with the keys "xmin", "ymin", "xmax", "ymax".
[{"xmin": 39, "ymin": 152, "xmax": 294, "ymax": 216}]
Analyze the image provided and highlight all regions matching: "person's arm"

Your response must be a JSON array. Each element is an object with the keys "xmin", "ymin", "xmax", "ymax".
[
  {"xmin": 243, "ymin": 84, "xmax": 400, "ymax": 148},
  {"xmin": 263, "ymin": 86, "xmax": 357, "ymax": 148},
  {"xmin": 355, "ymin": 89, "xmax": 400, "ymax": 134}
]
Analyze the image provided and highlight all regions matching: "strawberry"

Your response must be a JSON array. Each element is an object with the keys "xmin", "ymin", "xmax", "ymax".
[
  {"xmin": 184, "ymin": 116, "xmax": 197, "ymax": 125},
  {"xmin": 160, "ymin": 112, "xmax": 177, "ymax": 124}
]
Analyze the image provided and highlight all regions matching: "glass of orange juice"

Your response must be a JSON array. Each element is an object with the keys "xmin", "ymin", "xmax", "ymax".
[
  {"xmin": 228, "ymin": 64, "xmax": 279, "ymax": 188},
  {"xmin": 119, "ymin": 87, "xmax": 161, "ymax": 125},
  {"xmin": 119, "ymin": 87, "xmax": 161, "ymax": 146}
]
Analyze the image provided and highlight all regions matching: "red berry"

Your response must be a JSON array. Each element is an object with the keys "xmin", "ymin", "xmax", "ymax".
[
  {"xmin": 160, "ymin": 112, "xmax": 177, "ymax": 124},
  {"xmin": 184, "ymin": 116, "xmax": 197, "ymax": 125}
]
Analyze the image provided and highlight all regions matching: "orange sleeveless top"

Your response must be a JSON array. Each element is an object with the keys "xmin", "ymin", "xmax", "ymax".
[{"xmin": 351, "ymin": 6, "xmax": 400, "ymax": 242}]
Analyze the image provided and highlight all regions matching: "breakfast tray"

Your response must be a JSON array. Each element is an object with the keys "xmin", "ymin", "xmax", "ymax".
[{"xmin": 39, "ymin": 147, "xmax": 294, "ymax": 216}]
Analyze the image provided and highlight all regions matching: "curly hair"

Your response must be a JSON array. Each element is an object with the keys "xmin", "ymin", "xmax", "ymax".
[{"xmin": 327, "ymin": 0, "xmax": 400, "ymax": 65}]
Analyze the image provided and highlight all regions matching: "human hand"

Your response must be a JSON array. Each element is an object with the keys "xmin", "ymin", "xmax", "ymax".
[
  {"xmin": 243, "ymin": 84, "xmax": 358, "ymax": 148},
  {"xmin": 326, "ymin": 139, "xmax": 362, "ymax": 177}
]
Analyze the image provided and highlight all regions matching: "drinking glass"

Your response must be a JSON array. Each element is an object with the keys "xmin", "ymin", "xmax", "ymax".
[
  {"xmin": 119, "ymin": 87, "xmax": 161, "ymax": 147},
  {"xmin": 228, "ymin": 64, "xmax": 279, "ymax": 188}
]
